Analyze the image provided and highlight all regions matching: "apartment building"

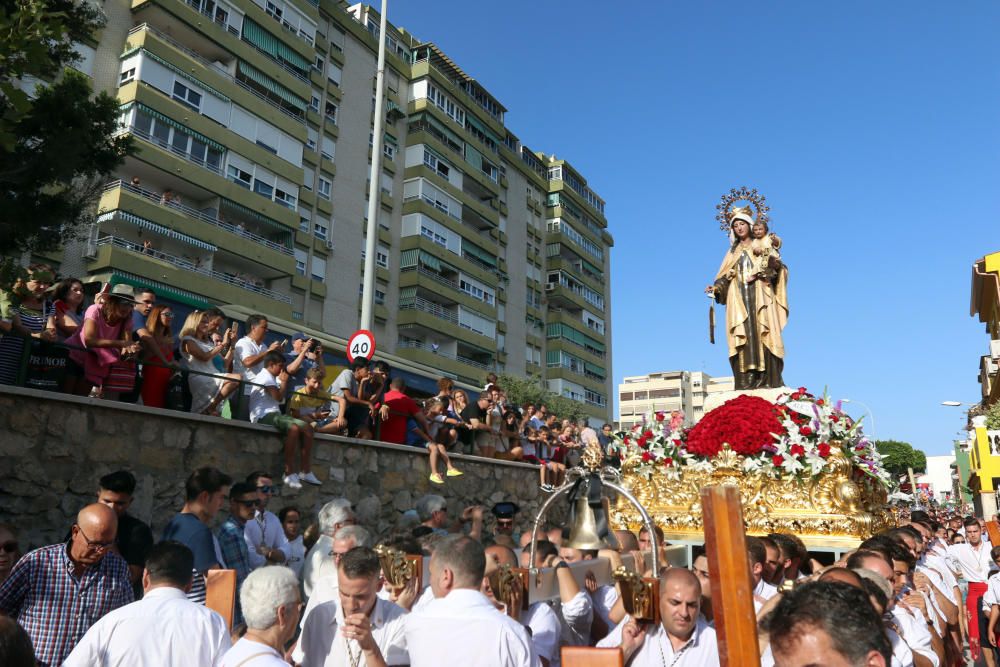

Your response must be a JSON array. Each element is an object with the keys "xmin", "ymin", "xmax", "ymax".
[
  {"xmin": 58, "ymin": 0, "xmax": 613, "ymax": 419},
  {"xmin": 617, "ymin": 371, "xmax": 734, "ymax": 430}
]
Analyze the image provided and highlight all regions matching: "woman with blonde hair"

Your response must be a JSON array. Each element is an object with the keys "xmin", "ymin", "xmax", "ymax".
[
  {"xmin": 179, "ymin": 310, "xmax": 239, "ymax": 415},
  {"xmin": 140, "ymin": 305, "xmax": 176, "ymax": 408}
]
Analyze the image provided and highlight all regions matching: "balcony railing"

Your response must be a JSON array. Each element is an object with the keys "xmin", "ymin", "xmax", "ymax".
[
  {"xmin": 94, "ymin": 236, "xmax": 292, "ymax": 304},
  {"xmin": 128, "ymin": 24, "xmax": 305, "ymax": 124},
  {"xmin": 106, "ymin": 181, "xmax": 293, "ymax": 256},
  {"xmin": 396, "ymin": 340, "xmax": 493, "ymax": 371},
  {"xmin": 400, "ymin": 265, "xmax": 460, "ymax": 291},
  {"xmin": 398, "ymin": 295, "xmax": 458, "ymax": 325},
  {"xmin": 122, "ymin": 124, "xmax": 222, "ymax": 175}
]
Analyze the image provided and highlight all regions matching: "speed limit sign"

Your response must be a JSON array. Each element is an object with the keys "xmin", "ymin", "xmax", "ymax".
[{"xmin": 346, "ymin": 329, "xmax": 376, "ymax": 362}]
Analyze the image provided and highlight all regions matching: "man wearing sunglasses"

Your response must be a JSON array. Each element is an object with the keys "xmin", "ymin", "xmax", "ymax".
[
  {"xmin": 216, "ymin": 482, "xmax": 259, "ymax": 626},
  {"xmin": 244, "ymin": 471, "xmax": 291, "ymax": 570},
  {"xmin": 0, "ymin": 503, "xmax": 133, "ymax": 666}
]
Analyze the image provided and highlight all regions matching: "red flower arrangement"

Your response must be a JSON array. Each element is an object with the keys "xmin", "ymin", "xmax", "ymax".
[{"xmin": 685, "ymin": 395, "xmax": 785, "ymax": 457}]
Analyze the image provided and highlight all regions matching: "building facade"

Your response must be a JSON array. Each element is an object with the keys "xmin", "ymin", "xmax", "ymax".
[
  {"xmin": 617, "ymin": 371, "xmax": 734, "ymax": 430},
  {"xmin": 57, "ymin": 0, "xmax": 613, "ymax": 419},
  {"xmin": 966, "ymin": 249, "xmax": 1000, "ymax": 517}
]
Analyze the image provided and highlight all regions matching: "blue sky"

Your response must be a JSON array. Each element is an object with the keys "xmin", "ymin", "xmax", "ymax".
[{"xmin": 386, "ymin": 1, "xmax": 1000, "ymax": 456}]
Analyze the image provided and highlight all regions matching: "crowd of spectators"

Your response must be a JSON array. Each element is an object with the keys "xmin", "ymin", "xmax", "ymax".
[
  {"xmin": 0, "ymin": 459, "xmax": 990, "ymax": 666},
  {"xmin": 0, "ymin": 274, "xmax": 616, "ymax": 494}
]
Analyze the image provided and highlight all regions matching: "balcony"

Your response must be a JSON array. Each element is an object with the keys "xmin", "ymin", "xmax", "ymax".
[
  {"xmin": 104, "ymin": 181, "xmax": 293, "ymax": 257},
  {"xmin": 397, "ymin": 340, "xmax": 493, "ymax": 372},
  {"xmin": 89, "ymin": 235, "xmax": 292, "ymax": 305},
  {"xmin": 399, "ymin": 295, "xmax": 458, "ymax": 325}
]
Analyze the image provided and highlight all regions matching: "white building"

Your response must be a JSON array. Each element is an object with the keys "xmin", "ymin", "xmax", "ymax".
[{"xmin": 617, "ymin": 371, "xmax": 734, "ymax": 430}]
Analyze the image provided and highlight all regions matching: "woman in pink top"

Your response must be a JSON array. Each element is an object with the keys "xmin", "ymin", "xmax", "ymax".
[{"xmin": 65, "ymin": 284, "xmax": 141, "ymax": 396}]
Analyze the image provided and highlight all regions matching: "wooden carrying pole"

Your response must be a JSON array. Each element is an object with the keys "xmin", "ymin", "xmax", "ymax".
[
  {"xmin": 701, "ymin": 484, "xmax": 761, "ymax": 667},
  {"xmin": 205, "ymin": 569, "xmax": 237, "ymax": 631},
  {"xmin": 987, "ymin": 520, "xmax": 1000, "ymax": 546}
]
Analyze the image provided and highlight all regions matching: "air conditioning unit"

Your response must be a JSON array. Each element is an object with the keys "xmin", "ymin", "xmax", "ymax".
[
  {"xmin": 991, "ymin": 338, "xmax": 1000, "ymax": 360},
  {"xmin": 545, "ymin": 283, "xmax": 556, "ymax": 292},
  {"xmin": 325, "ymin": 238, "xmax": 334, "ymax": 250}
]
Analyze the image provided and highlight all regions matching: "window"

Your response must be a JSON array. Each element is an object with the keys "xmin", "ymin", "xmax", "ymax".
[
  {"xmin": 299, "ymin": 216, "xmax": 310, "ymax": 233},
  {"xmin": 274, "ymin": 187, "xmax": 296, "ymax": 209},
  {"xmin": 302, "ymin": 166, "xmax": 313, "ymax": 191},
  {"xmin": 327, "ymin": 62, "xmax": 342, "ymax": 87},
  {"xmin": 313, "ymin": 56, "xmax": 323, "ymax": 73},
  {"xmin": 120, "ymin": 68, "xmax": 136, "ymax": 84},
  {"xmin": 228, "ymin": 165, "xmax": 252, "ymax": 189},
  {"xmin": 376, "ymin": 247, "xmax": 389, "ymax": 269},
  {"xmin": 265, "ymin": 0, "xmax": 283, "ymax": 21},
  {"xmin": 294, "ymin": 248, "xmax": 307, "ymax": 276},
  {"xmin": 423, "ymin": 149, "xmax": 450, "ymax": 179},
  {"xmin": 309, "ymin": 95, "xmax": 320, "ymax": 112},
  {"xmin": 324, "ymin": 101, "xmax": 337, "ymax": 123},
  {"xmin": 313, "ymin": 221, "xmax": 328, "ymax": 240},
  {"xmin": 311, "ymin": 256, "xmax": 326, "ymax": 283},
  {"xmin": 172, "ymin": 81, "xmax": 202, "ymax": 111},
  {"xmin": 321, "ymin": 135, "xmax": 335, "ymax": 161},
  {"xmin": 318, "ymin": 177, "xmax": 331, "ymax": 200},
  {"xmin": 383, "ymin": 143, "xmax": 395, "ymax": 160}
]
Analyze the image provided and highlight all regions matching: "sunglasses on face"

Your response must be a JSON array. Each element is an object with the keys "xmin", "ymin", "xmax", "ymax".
[
  {"xmin": 0, "ymin": 542, "xmax": 18, "ymax": 554},
  {"xmin": 234, "ymin": 499, "xmax": 258, "ymax": 508},
  {"xmin": 257, "ymin": 485, "xmax": 273, "ymax": 494}
]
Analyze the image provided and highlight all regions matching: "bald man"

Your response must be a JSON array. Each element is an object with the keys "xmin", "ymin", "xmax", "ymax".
[
  {"xmin": 597, "ymin": 568, "xmax": 720, "ymax": 666},
  {"xmin": 0, "ymin": 504, "xmax": 133, "ymax": 666}
]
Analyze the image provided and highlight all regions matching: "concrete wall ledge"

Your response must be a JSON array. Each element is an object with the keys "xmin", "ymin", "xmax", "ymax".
[{"xmin": 0, "ymin": 385, "xmax": 555, "ymax": 550}]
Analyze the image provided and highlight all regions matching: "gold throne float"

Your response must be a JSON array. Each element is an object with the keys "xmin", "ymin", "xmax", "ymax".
[{"xmin": 610, "ymin": 441, "xmax": 895, "ymax": 548}]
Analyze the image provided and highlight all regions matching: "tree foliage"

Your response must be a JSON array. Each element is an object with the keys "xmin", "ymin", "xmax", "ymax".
[
  {"xmin": 497, "ymin": 373, "xmax": 592, "ymax": 423},
  {"xmin": 986, "ymin": 401, "xmax": 1000, "ymax": 430},
  {"xmin": 874, "ymin": 439, "xmax": 927, "ymax": 479},
  {"xmin": 0, "ymin": 0, "xmax": 134, "ymax": 260}
]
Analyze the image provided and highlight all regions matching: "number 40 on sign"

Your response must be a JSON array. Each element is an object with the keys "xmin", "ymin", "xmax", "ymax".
[{"xmin": 346, "ymin": 329, "xmax": 376, "ymax": 362}]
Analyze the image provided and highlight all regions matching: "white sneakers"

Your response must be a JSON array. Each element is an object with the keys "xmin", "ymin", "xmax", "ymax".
[
  {"xmin": 300, "ymin": 471, "xmax": 321, "ymax": 486},
  {"xmin": 283, "ymin": 473, "xmax": 302, "ymax": 490}
]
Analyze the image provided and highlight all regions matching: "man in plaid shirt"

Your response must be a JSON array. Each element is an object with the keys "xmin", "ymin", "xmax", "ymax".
[
  {"xmin": 216, "ymin": 481, "xmax": 258, "ymax": 625},
  {"xmin": 0, "ymin": 504, "xmax": 133, "ymax": 666}
]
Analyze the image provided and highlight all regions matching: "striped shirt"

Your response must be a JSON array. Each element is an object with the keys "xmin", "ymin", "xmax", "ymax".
[
  {"xmin": 0, "ymin": 543, "xmax": 133, "ymax": 666},
  {"xmin": 217, "ymin": 514, "xmax": 251, "ymax": 625},
  {"xmin": 0, "ymin": 300, "xmax": 54, "ymax": 385}
]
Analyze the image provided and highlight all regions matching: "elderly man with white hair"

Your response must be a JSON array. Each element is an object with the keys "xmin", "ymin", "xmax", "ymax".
[
  {"xmin": 220, "ymin": 566, "xmax": 302, "ymax": 667},
  {"xmin": 302, "ymin": 498, "xmax": 354, "ymax": 598}
]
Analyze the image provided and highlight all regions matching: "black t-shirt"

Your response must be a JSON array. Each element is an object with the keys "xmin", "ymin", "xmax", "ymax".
[
  {"xmin": 459, "ymin": 404, "xmax": 487, "ymax": 446},
  {"xmin": 118, "ymin": 513, "xmax": 154, "ymax": 568}
]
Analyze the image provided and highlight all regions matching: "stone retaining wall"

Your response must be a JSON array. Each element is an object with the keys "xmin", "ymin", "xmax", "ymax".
[{"xmin": 0, "ymin": 386, "xmax": 562, "ymax": 550}]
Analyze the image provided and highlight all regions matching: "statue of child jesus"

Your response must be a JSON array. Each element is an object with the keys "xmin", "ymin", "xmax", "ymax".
[{"xmin": 751, "ymin": 220, "xmax": 782, "ymax": 279}]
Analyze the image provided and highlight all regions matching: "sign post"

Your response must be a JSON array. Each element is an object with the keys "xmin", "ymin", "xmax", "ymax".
[{"xmin": 346, "ymin": 329, "xmax": 376, "ymax": 363}]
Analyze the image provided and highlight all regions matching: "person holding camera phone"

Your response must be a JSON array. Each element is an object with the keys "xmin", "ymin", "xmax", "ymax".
[{"xmin": 283, "ymin": 332, "xmax": 325, "ymax": 406}]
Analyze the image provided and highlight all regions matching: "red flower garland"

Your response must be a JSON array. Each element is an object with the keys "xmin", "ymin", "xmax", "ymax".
[{"xmin": 685, "ymin": 395, "xmax": 786, "ymax": 457}]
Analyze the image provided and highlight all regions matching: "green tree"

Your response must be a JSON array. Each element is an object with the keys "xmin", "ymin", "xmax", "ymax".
[
  {"xmin": 497, "ymin": 373, "xmax": 592, "ymax": 423},
  {"xmin": 986, "ymin": 401, "xmax": 1000, "ymax": 430},
  {"xmin": 0, "ymin": 0, "xmax": 133, "ymax": 266},
  {"xmin": 874, "ymin": 439, "xmax": 927, "ymax": 479}
]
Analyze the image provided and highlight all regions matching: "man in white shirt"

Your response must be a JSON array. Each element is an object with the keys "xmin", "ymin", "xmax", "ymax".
[
  {"xmin": 244, "ymin": 471, "xmax": 291, "ymax": 570},
  {"xmin": 948, "ymin": 517, "xmax": 996, "ymax": 661},
  {"xmin": 64, "ymin": 541, "xmax": 230, "ymax": 666},
  {"xmin": 295, "ymin": 546, "xmax": 407, "ymax": 666},
  {"xmin": 487, "ymin": 544, "xmax": 561, "ymax": 667},
  {"xmin": 748, "ymin": 536, "xmax": 778, "ymax": 602},
  {"xmin": 405, "ymin": 535, "xmax": 538, "ymax": 666},
  {"xmin": 302, "ymin": 525, "xmax": 373, "ymax": 620},
  {"xmin": 303, "ymin": 499, "xmax": 355, "ymax": 599},
  {"xmin": 764, "ymin": 579, "xmax": 891, "ymax": 666},
  {"xmin": 553, "ymin": 545, "xmax": 597, "ymax": 646},
  {"xmin": 597, "ymin": 568, "xmax": 719, "ymax": 666},
  {"xmin": 234, "ymin": 314, "xmax": 283, "ymax": 416}
]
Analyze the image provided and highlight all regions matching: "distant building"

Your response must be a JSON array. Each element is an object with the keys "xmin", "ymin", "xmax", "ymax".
[
  {"xmin": 967, "ymin": 250, "xmax": 1000, "ymax": 517},
  {"xmin": 617, "ymin": 371, "xmax": 734, "ymax": 430},
  {"xmin": 918, "ymin": 455, "xmax": 957, "ymax": 504}
]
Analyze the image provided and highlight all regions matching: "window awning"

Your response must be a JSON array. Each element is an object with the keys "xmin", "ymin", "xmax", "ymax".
[
  {"xmin": 143, "ymin": 50, "xmax": 232, "ymax": 103},
  {"xmin": 386, "ymin": 100, "xmax": 404, "ymax": 118},
  {"xmin": 237, "ymin": 61, "xmax": 307, "ymax": 112},
  {"xmin": 384, "ymin": 131, "xmax": 397, "ymax": 145},
  {"xmin": 97, "ymin": 210, "xmax": 218, "ymax": 251},
  {"xmin": 121, "ymin": 101, "xmax": 226, "ymax": 153},
  {"xmin": 417, "ymin": 251, "xmax": 441, "ymax": 272},
  {"xmin": 111, "ymin": 272, "xmax": 211, "ymax": 310},
  {"xmin": 241, "ymin": 18, "xmax": 310, "ymax": 73},
  {"xmin": 461, "ymin": 241, "xmax": 496, "ymax": 268},
  {"xmin": 400, "ymin": 248, "xmax": 418, "ymax": 268},
  {"xmin": 584, "ymin": 362, "xmax": 606, "ymax": 378}
]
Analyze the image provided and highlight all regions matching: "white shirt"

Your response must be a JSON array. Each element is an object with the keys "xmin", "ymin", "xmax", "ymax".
[
  {"xmin": 983, "ymin": 571, "xmax": 1000, "ymax": 611},
  {"xmin": 64, "ymin": 586, "xmax": 230, "ymax": 667},
  {"xmin": 523, "ymin": 601, "xmax": 562, "ymax": 667},
  {"xmin": 554, "ymin": 590, "xmax": 593, "ymax": 646},
  {"xmin": 300, "ymin": 573, "xmax": 339, "ymax": 631},
  {"xmin": 405, "ymin": 589, "xmax": 539, "ymax": 667},
  {"xmin": 303, "ymin": 535, "xmax": 334, "ymax": 598},
  {"xmin": 754, "ymin": 577, "xmax": 779, "ymax": 601},
  {"xmin": 888, "ymin": 626, "xmax": 915, "ymax": 667},
  {"xmin": 891, "ymin": 606, "xmax": 939, "ymax": 667},
  {"xmin": 295, "ymin": 596, "xmax": 408, "ymax": 667},
  {"xmin": 947, "ymin": 541, "xmax": 995, "ymax": 583},
  {"xmin": 235, "ymin": 337, "xmax": 267, "ymax": 394},
  {"xmin": 244, "ymin": 509, "xmax": 291, "ymax": 570},
  {"xmin": 249, "ymin": 368, "xmax": 280, "ymax": 422},
  {"xmin": 591, "ymin": 583, "xmax": 619, "ymax": 632},
  {"xmin": 597, "ymin": 615, "xmax": 720, "ymax": 667},
  {"xmin": 286, "ymin": 535, "xmax": 306, "ymax": 579},
  {"xmin": 220, "ymin": 638, "xmax": 288, "ymax": 667}
]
